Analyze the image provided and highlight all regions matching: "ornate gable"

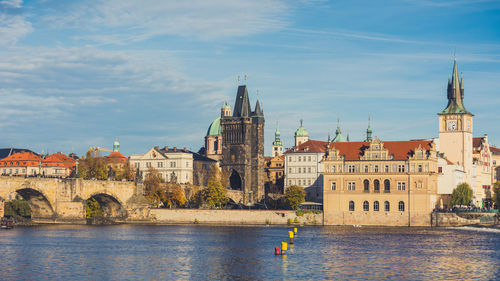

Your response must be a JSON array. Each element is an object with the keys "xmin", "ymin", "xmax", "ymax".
[{"xmin": 360, "ymin": 138, "xmax": 393, "ymax": 160}]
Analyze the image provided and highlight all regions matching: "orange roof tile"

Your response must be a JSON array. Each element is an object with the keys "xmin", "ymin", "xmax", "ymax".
[
  {"xmin": 0, "ymin": 151, "xmax": 41, "ymax": 167},
  {"xmin": 284, "ymin": 140, "xmax": 328, "ymax": 154},
  {"xmin": 105, "ymin": 152, "xmax": 127, "ymax": 163},
  {"xmin": 328, "ymin": 140, "xmax": 432, "ymax": 161}
]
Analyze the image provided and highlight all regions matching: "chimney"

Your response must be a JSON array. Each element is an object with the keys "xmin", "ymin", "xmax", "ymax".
[
  {"xmin": 183, "ymin": 147, "xmax": 187, "ymax": 152},
  {"xmin": 173, "ymin": 147, "xmax": 177, "ymax": 152},
  {"xmin": 164, "ymin": 146, "xmax": 168, "ymax": 151}
]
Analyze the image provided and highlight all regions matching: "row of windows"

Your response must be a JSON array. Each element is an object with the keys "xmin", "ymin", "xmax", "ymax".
[
  {"xmin": 288, "ymin": 167, "xmax": 315, "ymax": 174},
  {"xmin": 288, "ymin": 179, "xmax": 313, "ymax": 186},
  {"xmin": 330, "ymin": 163, "xmax": 429, "ymax": 173},
  {"xmin": 288, "ymin": 156, "xmax": 316, "ymax": 162},
  {"xmin": 349, "ymin": 200, "xmax": 405, "ymax": 212},
  {"xmin": 135, "ymin": 161, "xmax": 186, "ymax": 169},
  {"xmin": 2, "ymin": 168, "xmax": 27, "ymax": 174},
  {"xmin": 330, "ymin": 179, "xmax": 406, "ymax": 192}
]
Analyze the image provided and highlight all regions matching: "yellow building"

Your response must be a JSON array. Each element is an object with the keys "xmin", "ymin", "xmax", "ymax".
[
  {"xmin": 264, "ymin": 155, "xmax": 285, "ymax": 195},
  {"xmin": 322, "ymin": 138, "xmax": 439, "ymax": 226}
]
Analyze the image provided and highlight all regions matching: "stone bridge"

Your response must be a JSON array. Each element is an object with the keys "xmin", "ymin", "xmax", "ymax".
[{"xmin": 0, "ymin": 176, "xmax": 150, "ymax": 222}]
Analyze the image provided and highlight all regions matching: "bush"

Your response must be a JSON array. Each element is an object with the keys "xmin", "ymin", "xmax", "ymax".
[
  {"xmin": 285, "ymin": 185, "xmax": 306, "ymax": 210},
  {"xmin": 287, "ymin": 218, "xmax": 293, "ymax": 225}
]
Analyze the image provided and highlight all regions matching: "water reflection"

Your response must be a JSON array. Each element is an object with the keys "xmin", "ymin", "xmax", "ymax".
[{"xmin": 0, "ymin": 225, "xmax": 499, "ymax": 280}]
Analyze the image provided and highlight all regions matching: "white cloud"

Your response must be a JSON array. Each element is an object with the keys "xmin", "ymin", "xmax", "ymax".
[
  {"xmin": 43, "ymin": 0, "xmax": 289, "ymax": 43},
  {"xmin": 0, "ymin": 14, "xmax": 32, "ymax": 45},
  {"xmin": 0, "ymin": 0, "xmax": 23, "ymax": 8}
]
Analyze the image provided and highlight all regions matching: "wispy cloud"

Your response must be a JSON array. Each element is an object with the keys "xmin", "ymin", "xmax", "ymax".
[
  {"xmin": 43, "ymin": 0, "xmax": 289, "ymax": 44},
  {"xmin": 0, "ymin": 0, "xmax": 22, "ymax": 8}
]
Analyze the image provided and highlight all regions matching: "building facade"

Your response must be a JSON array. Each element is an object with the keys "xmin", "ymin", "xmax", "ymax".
[
  {"xmin": 472, "ymin": 135, "xmax": 493, "ymax": 207},
  {"xmin": 205, "ymin": 102, "xmax": 231, "ymax": 161},
  {"xmin": 0, "ymin": 151, "xmax": 76, "ymax": 178},
  {"xmin": 264, "ymin": 155, "xmax": 285, "ymax": 195},
  {"xmin": 220, "ymin": 85, "xmax": 265, "ymax": 205},
  {"xmin": 284, "ymin": 140, "xmax": 327, "ymax": 202},
  {"xmin": 322, "ymin": 138, "xmax": 439, "ymax": 226}
]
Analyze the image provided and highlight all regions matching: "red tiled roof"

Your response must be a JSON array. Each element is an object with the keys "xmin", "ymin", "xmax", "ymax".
[
  {"xmin": 44, "ymin": 152, "xmax": 76, "ymax": 169},
  {"xmin": 490, "ymin": 146, "xmax": 500, "ymax": 155},
  {"xmin": 106, "ymin": 152, "xmax": 127, "ymax": 163},
  {"xmin": 284, "ymin": 140, "xmax": 328, "ymax": 154},
  {"xmin": 473, "ymin": 137, "xmax": 483, "ymax": 149},
  {"xmin": 0, "ymin": 151, "xmax": 41, "ymax": 167},
  {"xmin": 329, "ymin": 140, "xmax": 432, "ymax": 161}
]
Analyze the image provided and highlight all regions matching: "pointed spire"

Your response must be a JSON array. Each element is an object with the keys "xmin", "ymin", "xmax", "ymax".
[
  {"xmin": 233, "ymin": 85, "xmax": 251, "ymax": 117},
  {"xmin": 440, "ymin": 55, "xmax": 471, "ymax": 115},
  {"xmin": 254, "ymin": 99, "xmax": 263, "ymax": 116},
  {"xmin": 346, "ymin": 133, "xmax": 350, "ymax": 142},
  {"xmin": 365, "ymin": 116, "xmax": 373, "ymax": 142},
  {"xmin": 275, "ymin": 121, "xmax": 281, "ymax": 140}
]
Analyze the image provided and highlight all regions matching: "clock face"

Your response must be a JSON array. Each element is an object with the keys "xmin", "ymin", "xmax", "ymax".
[{"xmin": 448, "ymin": 121, "xmax": 457, "ymax": 131}]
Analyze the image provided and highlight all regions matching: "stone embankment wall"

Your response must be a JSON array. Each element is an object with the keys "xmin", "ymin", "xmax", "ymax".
[
  {"xmin": 150, "ymin": 209, "xmax": 323, "ymax": 225},
  {"xmin": 430, "ymin": 212, "xmax": 498, "ymax": 227}
]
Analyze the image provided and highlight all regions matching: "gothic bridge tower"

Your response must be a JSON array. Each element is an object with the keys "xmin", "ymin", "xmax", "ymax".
[{"xmin": 221, "ymin": 85, "xmax": 265, "ymax": 205}]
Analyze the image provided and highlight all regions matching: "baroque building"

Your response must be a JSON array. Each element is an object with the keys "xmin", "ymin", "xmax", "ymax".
[
  {"xmin": 220, "ymin": 85, "xmax": 265, "ymax": 205},
  {"xmin": 204, "ymin": 102, "xmax": 231, "ymax": 161},
  {"xmin": 272, "ymin": 122, "xmax": 283, "ymax": 157}
]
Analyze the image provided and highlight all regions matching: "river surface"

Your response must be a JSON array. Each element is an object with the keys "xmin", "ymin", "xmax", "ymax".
[{"xmin": 0, "ymin": 224, "xmax": 499, "ymax": 280}]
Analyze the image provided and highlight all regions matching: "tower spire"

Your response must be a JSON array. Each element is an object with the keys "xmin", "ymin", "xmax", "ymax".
[{"xmin": 440, "ymin": 56, "xmax": 471, "ymax": 115}]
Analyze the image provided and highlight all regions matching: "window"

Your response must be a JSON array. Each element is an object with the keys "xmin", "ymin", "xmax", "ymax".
[
  {"xmin": 289, "ymin": 180, "xmax": 292, "ymax": 186},
  {"xmin": 384, "ymin": 179, "xmax": 390, "ymax": 193},
  {"xmin": 331, "ymin": 182, "xmax": 336, "ymax": 190},
  {"xmin": 308, "ymin": 167, "xmax": 311, "ymax": 173},
  {"xmin": 363, "ymin": 179, "xmax": 369, "ymax": 192},
  {"xmin": 418, "ymin": 165, "xmax": 422, "ymax": 172},
  {"xmin": 398, "ymin": 165, "xmax": 405, "ymax": 173},
  {"xmin": 170, "ymin": 162, "xmax": 176, "ymax": 168},
  {"xmin": 298, "ymin": 156, "xmax": 301, "ymax": 162},
  {"xmin": 399, "ymin": 201, "xmax": 405, "ymax": 212},
  {"xmin": 373, "ymin": 201, "xmax": 379, "ymax": 211},
  {"xmin": 308, "ymin": 179, "xmax": 311, "ymax": 185},
  {"xmin": 384, "ymin": 201, "xmax": 390, "ymax": 212},
  {"xmin": 331, "ymin": 165, "xmax": 336, "ymax": 173},
  {"xmin": 385, "ymin": 165, "xmax": 389, "ymax": 172},
  {"xmin": 186, "ymin": 162, "xmax": 189, "ymax": 168},
  {"xmin": 349, "ymin": 201, "xmax": 355, "ymax": 211},
  {"xmin": 364, "ymin": 165, "xmax": 369, "ymax": 173},
  {"xmin": 157, "ymin": 162, "xmax": 163, "ymax": 168},
  {"xmin": 397, "ymin": 182, "xmax": 406, "ymax": 191},
  {"xmin": 308, "ymin": 156, "xmax": 311, "ymax": 162},
  {"xmin": 374, "ymin": 165, "xmax": 379, "ymax": 173},
  {"xmin": 374, "ymin": 180, "xmax": 380, "ymax": 192},
  {"xmin": 289, "ymin": 157, "xmax": 292, "ymax": 162},
  {"xmin": 438, "ymin": 167, "xmax": 443, "ymax": 173},
  {"xmin": 298, "ymin": 167, "xmax": 301, "ymax": 173},
  {"xmin": 348, "ymin": 165, "xmax": 355, "ymax": 173},
  {"xmin": 363, "ymin": 201, "xmax": 369, "ymax": 211},
  {"xmin": 146, "ymin": 162, "xmax": 151, "ymax": 168},
  {"xmin": 348, "ymin": 182, "xmax": 356, "ymax": 191}
]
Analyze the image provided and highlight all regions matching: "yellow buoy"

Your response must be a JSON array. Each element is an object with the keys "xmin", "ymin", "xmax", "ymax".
[
  {"xmin": 294, "ymin": 227, "xmax": 297, "ymax": 234},
  {"xmin": 281, "ymin": 241, "xmax": 288, "ymax": 251},
  {"xmin": 288, "ymin": 231, "xmax": 294, "ymax": 239}
]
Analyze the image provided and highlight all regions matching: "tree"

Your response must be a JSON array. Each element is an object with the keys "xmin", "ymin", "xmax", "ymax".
[
  {"xmin": 4, "ymin": 196, "xmax": 31, "ymax": 218},
  {"xmin": 450, "ymin": 183, "xmax": 473, "ymax": 207},
  {"xmin": 194, "ymin": 164, "xmax": 228, "ymax": 208},
  {"xmin": 285, "ymin": 185, "xmax": 306, "ymax": 210},
  {"xmin": 493, "ymin": 181, "xmax": 500, "ymax": 209},
  {"xmin": 144, "ymin": 166, "xmax": 166, "ymax": 207},
  {"xmin": 78, "ymin": 151, "xmax": 108, "ymax": 180},
  {"xmin": 85, "ymin": 197, "xmax": 103, "ymax": 220},
  {"xmin": 115, "ymin": 160, "xmax": 135, "ymax": 181},
  {"xmin": 164, "ymin": 182, "xmax": 186, "ymax": 208}
]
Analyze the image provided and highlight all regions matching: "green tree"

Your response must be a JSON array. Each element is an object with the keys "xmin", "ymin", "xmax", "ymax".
[
  {"xmin": 85, "ymin": 197, "xmax": 103, "ymax": 220},
  {"xmin": 450, "ymin": 182, "xmax": 473, "ymax": 207},
  {"xmin": 4, "ymin": 196, "xmax": 31, "ymax": 218},
  {"xmin": 285, "ymin": 185, "xmax": 306, "ymax": 210},
  {"xmin": 144, "ymin": 166, "xmax": 166, "ymax": 207},
  {"xmin": 492, "ymin": 181, "xmax": 500, "ymax": 209},
  {"xmin": 194, "ymin": 164, "xmax": 228, "ymax": 208},
  {"xmin": 115, "ymin": 160, "xmax": 135, "ymax": 181}
]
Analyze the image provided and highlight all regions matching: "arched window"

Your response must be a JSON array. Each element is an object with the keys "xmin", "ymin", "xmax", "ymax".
[
  {"xmin": 349, "ymin": 201, "xmax": 355, "ymax": 211},
  {"xmin": 363, "ymin": 201, "xmax": 369, "ymax": 211},
  {"xmin": 399, "ymin": 201, "xmax": 405, "ymax": 212},
  {"xmin": 374, "ymin": 180, "xmax": 380, "ymax": 192},
  {"xmin": 363, "ymin": 179, "xmax": 369, "ymax": 192},
  {"xmin": 384, "ymin": 179, "xmax": 390, "ymax": 193},
  {"xmin": 384, "ymin": 201, "xmax": 390, "ymax": 212},
  {"xmin": 364, "ymin": 165, "xmax": 368, "ymax": 173},
  {"xmin": 374, "ymin": 201, "xmax": 379, "ymax": 211}
]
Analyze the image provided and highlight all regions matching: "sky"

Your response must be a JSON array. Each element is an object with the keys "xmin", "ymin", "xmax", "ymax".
[{"xmin": 0, "ymin": 0, "xmax": 499, "ymax": 156}]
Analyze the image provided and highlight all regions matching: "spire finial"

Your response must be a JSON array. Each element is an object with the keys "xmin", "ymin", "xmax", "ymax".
[{"xmin": 300, "ymin": 119, "xmax": 303, "ymax": 127}]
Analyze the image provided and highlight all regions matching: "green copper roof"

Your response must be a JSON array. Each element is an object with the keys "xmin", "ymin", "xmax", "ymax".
[
  {"xmin": 206, "ymin": 117, "xmax": 221, "ymax": 137},
  {"xmin": 222, "ymin": 101, "xmax": 231, "ymax": 109},
  {"xmin": 333, "ymin": 118, "xmax": 347, "ymax": 142},
  {"xmin": 440, "ymin": 58, "xmax": 472, "ymax": 115},
  {"xmin": 113, "ymin": 139, "xmax": 120, "ymax": 152},
  {"xmin": 295, "ymin": 119, "xmax": 308, "ymax": 137}
]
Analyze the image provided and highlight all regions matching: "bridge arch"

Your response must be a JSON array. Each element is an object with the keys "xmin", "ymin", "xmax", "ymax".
[
  {"xmin": 15, "ymin": 187, "xmax": 55, "ymax": 218},
  {"xmin": 86, "ymin": 193, "xmax": 127, "ymax": 219},
  {"xmin": 229, "ymin": 170, "xmax": 242, "ymax": 190}
]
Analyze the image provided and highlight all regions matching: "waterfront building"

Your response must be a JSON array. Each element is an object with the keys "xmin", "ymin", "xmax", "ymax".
[
  {"xmin": 284, "ymin": 139, "xmax": 327, "ymax": 202},
  {"xmin": 264, "ymin": 155, "xmax": 285, "ymax": 195},
  {"xmin": 322, "ymin": 138, "xmax": 439, "ymax": 226},
  {"xmin": 472, "ymin": 135, "xmax": 493, "ymax": 207},
  {"xmin": 104, "ymin": 139, "xmax": 128, "ymax": 172},
  {"xmin": 220, "ymin": 85, "xmax": 265, "ymax": 205},
  {"xmin": 130, "ymin": 146, "xmax": 215, "ymax": 185},
  {"xmin": 0, "ymin": 151, "xmax": 76, "ymax": 177},
  {"xmin": 490, "ymin": 146, "xmax": 500, "ymax": 183},
  {"xmin": 204, "ymin": 102, "xmax": 231, "ymax": 161},
  {"xmin": 437, "ymin": 154, "xmax": 465, "ymax": 208}
]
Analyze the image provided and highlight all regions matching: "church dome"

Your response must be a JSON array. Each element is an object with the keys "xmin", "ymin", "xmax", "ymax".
[
  {"xmin": 295, "ymin": 121, "xmax": 308, "ymax": 137},
  {"xmin": 206, "ymin": 117, "xmax": 222, "ymax": 137}
]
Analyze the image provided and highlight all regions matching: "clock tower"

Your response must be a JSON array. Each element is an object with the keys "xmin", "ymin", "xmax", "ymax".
[{"xmin": 438, "ymin": 57, "xmax": 473, "ymax": 184}]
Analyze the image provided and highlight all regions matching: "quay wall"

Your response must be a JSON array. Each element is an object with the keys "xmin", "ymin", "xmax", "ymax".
[
  {"xmin": 150, "ymin": 209, "xmax": 323, "ymax": 225},
  {"xmin": 430, "ymin": 212, "xmax": 498, "ymax": 227}
]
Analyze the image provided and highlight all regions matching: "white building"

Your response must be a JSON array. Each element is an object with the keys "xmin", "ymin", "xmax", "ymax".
[{"xmin": 284, "ymin": 140, "xmax": 327, "ymax": 202}]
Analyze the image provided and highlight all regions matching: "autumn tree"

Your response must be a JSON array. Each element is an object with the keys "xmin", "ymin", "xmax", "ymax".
[
  {"xmin": 85, "ymin": 198, "xmax": 103, "ymax": 220},
  {"xmin": 195, "ymin": 164, "xmax": 228, "ymax": 208},
  {"xmin": 285, "ymin": 185, "xmax": 306, "ymax": 210},
  {"xmin": 492, "ymin": 181, "xmax": 500, "ymax": 209},
  {"xmin": 450, "ymin": 183, "xmax": 473, "ymax": 207},
  {"xmin": 144, "ymin": 166, "xmax": 166, "ymax": 207},
  {"xmin": 115, "ymin": 159, "xmax": 135, "ymax": 181},
  {"xmin": 78, "ymin": 151, "xmax": 108, "ymax": 180},
  {"xmin": 164, "ymin": 182, "xmax": 186, "ymax": 208}
]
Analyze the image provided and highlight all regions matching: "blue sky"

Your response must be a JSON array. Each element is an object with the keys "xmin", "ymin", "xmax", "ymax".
[{"xmin": 0, "ymin": 0, "xmax": 499, "ymax": 156}]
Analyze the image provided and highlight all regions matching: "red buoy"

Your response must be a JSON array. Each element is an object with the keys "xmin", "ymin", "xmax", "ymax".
[{"xmin": 274, "ymin": 246, "xmax": 280, "ymax": 255}]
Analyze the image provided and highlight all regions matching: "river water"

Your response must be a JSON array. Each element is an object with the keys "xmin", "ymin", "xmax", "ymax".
[{"xmin": 0, "ymin": 224, "xmax": 499, "ymax": 280}]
